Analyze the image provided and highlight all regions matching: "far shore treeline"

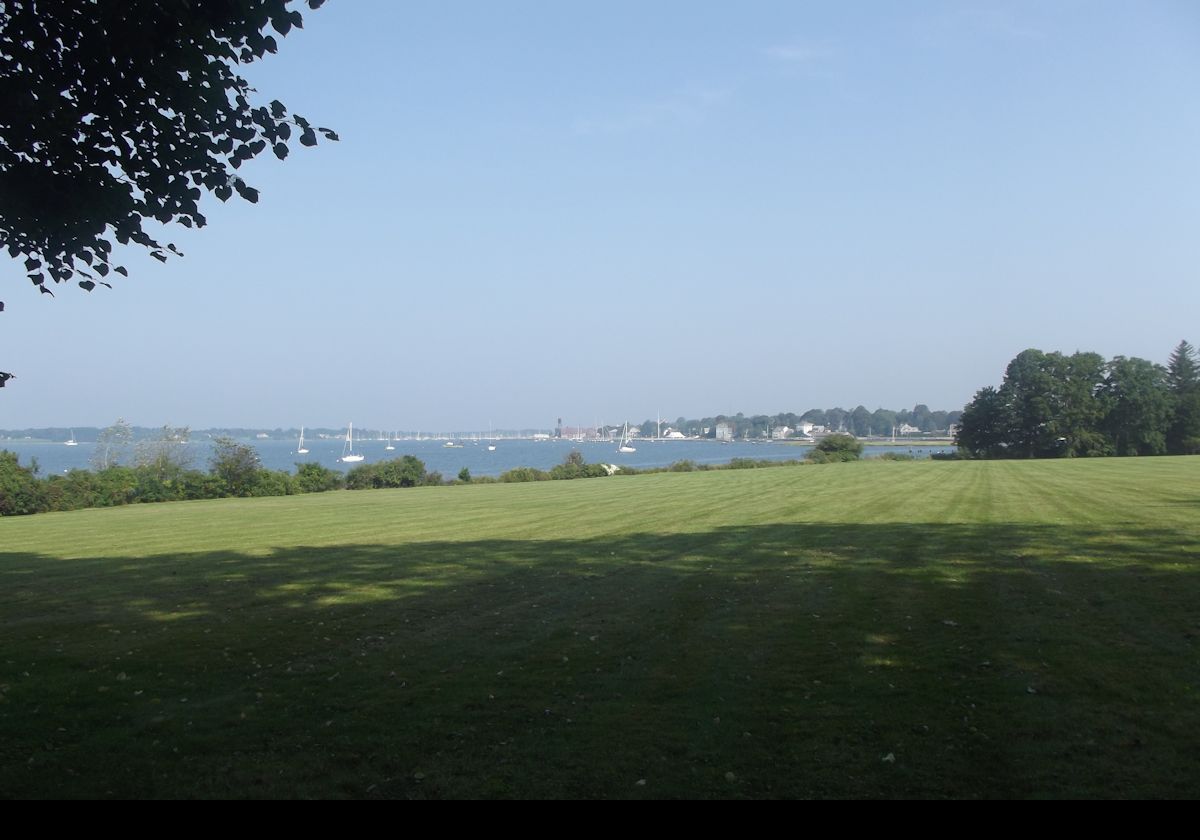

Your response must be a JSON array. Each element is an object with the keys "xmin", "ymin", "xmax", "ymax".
[
  {"xmin": 956, "ymin": 340, "xmax": 1200, "ymax": 458},
  {"xmin": 0, "ymin": 402, "xmax": 962, "ymax": 444}
]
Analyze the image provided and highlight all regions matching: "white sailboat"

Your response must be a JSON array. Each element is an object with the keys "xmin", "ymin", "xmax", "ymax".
[
  {"xmin": 340, "ymin": 423, "xmax": 365, "ymax": 463},
  {"xmin": 385, "ymin": 431, "xmax": 395, "ymax": 451},
  {"xmin": 64, "ymin": 430, "xmax": 79, "ymax": 446},
  {"xmin": 297, "ymin": 426, "xmax": 309, "ymax": 455},
  {"xmin": 617, "ymin": 422, "xmax": 636, "ymax": 453}
]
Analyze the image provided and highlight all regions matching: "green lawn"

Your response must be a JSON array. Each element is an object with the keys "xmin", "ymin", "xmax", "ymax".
[{"xmin": 2, "ymin": 458, "xmax": 1198, "ymax": 798}]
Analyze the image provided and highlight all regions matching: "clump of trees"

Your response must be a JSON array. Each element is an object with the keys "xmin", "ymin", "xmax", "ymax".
[
  {"xmin": 805, "ymin": 434, "xmax": 864, "ymax": 463},
  {"xmin": 550, "ymin": 449, "xmax": 610, "ymax": 480},
  {"xmin": 634, "ymin": 405, "xmax": 962, "ymax": 440},
  {"xmin": 956, "ymin": 342, "xmax": 1200, "ymax": 458},
  {"xmin": 0, "ymin": 425, "xmax": 356, "ymax": 515},
  {"xmin": 344, "ymin": 456, "xmax": 439, "ymax": 489}
]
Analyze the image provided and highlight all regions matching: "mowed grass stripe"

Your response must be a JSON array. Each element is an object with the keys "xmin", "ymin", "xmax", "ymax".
[{"xmin": 1, "ymin": 458, "xmax": 1198, "ymax": 798}]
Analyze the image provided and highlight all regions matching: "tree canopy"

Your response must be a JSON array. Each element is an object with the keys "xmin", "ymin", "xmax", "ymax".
[
  {"xmin": 0, "ymin": 0, "xmax": 335, "ymax": 383},
  {"xmin": 956, "ymin": 342, "xmax": 1199, "ymax": 458}
]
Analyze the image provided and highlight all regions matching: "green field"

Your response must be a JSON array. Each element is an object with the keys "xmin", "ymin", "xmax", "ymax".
[{"xmin": 2, "ymin": 458, "xmax": 1198, "ymax": 798}]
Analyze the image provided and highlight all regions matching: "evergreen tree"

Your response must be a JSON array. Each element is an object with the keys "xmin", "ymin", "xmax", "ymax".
[{"xmin": 1166, "ymin": 340, "xmax": 1200, "ymax": 454}]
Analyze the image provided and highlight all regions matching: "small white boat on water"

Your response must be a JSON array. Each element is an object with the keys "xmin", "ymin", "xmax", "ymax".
[
  {"xmin": 617, "ymin": 422, "xmax": 636, "ymax": 454},
  {"xmin": 297, "ymin": 426, "xmax": 309, "ymax": 455},
  {"xmin": 340, "ymin": 423, "xmax": 365, "ymax": 463},
  {"xmin": 64, "ymin": 430, "xmax": 78, "ymax": 446}
]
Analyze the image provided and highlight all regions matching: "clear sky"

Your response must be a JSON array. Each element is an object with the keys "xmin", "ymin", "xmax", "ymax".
[{"xmin": 3, "ymin": 1, "xmax": 1198, "ymax": 430}]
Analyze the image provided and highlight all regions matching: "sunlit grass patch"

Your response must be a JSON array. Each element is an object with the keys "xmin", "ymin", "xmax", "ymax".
[{"xmin": 1, "ymin": 457, "xmax": 1198, "ymax": 798}]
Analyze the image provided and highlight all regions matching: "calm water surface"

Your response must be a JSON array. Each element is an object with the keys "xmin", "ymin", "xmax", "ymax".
[{"xmin": 3, "ymin": 437, "xmax": 952, "ymax": 478}]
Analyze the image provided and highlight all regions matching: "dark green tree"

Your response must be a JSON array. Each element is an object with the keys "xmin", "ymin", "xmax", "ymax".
[
  {"xmin": 1166, "ymin": 340, "xmax": 1200, "ymax": 454},
  {"xmin": 806, "ymin": 433, "xmax": 863, "ymax": 463},
  {"xmin": 998, "ymin": 349, "xmax": 1107, "ymax": 458},
  {"xmin": 346, "ymin": 456, "xmax": 428, "ymax": 489},
  {"xmin": 294, "ymin": 462, "xmax": 343, "ymax": 493},
  {"xmin": 1, "ymin": 0, "xmax": 336, "ymax": 383},
  {"xmin": 0, "ymin": 450, "xmax": 44, "ymax": 515},
  {"xmin": 955, "ymin": 386, "xmax": 1010, "ymax": 458},
  {"xmin": 999, "ymin": 349, "xmax": 1059, "ymax": 457},
  {"xmin": 1053, "ymin": 351, "xmax": 1109, "ymax": 457},
  {"xmin": 1101, "ymin": 356, "xmax": 1171, "ymax": 456}
]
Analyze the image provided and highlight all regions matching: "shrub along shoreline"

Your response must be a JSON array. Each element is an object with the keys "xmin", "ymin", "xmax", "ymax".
[{"xmin": 0, "ymin": 439, "xmax": 894, "ymax": 517}]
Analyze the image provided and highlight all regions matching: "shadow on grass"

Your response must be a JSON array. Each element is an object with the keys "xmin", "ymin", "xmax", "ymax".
[{"xmin": 1, "ymin": 521, "xmax": 1197, "ymax": 798}]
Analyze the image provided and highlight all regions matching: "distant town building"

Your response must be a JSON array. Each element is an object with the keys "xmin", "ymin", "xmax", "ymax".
[
  {"xmin": 716, "ymin": 421, "xmax": 734, "ymax": 442},
  {"xmin": 899, "ymin": 423, "xmax": 920, "ymax": 435},
  {"xmin": 772, "ymin": 426, "xmax": 792, "ymax": 440}
]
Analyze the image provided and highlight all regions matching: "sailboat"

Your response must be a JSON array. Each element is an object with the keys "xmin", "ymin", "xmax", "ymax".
[
  {"xmin": 340, "ymin": 423, "xmax": 365, "ymax": 463},
  {"xmin": 385, "ymin": 432, "xmax": 395, "ymax": 451},
  {"xmin": 297, "ymin": 426, "xmax": 309, "ymax": 454},
  {"xmin": 617, "ymin": 422, "xmax": 636, "ymax": 453},
  {"xmin": 64, "ymin": 430, "xmax": 79, "ymax": 446}
]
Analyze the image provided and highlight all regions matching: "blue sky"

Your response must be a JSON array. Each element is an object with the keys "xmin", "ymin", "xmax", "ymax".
[{"xmin": 3, "ymin": 1, "xmax": 1198, "ymax": 430}]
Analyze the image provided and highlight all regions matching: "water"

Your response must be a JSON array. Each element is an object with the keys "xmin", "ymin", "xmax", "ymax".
[{"xmin": 1, "ymin": 437, "xmax": 953, "ymax": 478}]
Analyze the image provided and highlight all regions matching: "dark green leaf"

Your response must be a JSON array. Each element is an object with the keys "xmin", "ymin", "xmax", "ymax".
[
  {"xmin": 24, "ymin": 258, "xmax": 40, "ymax": 270},
  {"xmin": 151, "ymin": 251, "xmax": 167, "ymax": 262},
  {"xmin": 300, "ymin": 128, "xmax": 317, "ymax": 147},
  {"xmin": 215, "ymin": 183, "xmax": 232, "ymax": 202},
  {"xmin": 79, "ymin": 280, "xmax": 96, "ymax": 291},
  {"xmin": 114, "ymin": 266, "xmax": 129, "ymax": 277},
  {"xmin": 273, "ymin": 142, "xmax": 289, "ymax": 160}
]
